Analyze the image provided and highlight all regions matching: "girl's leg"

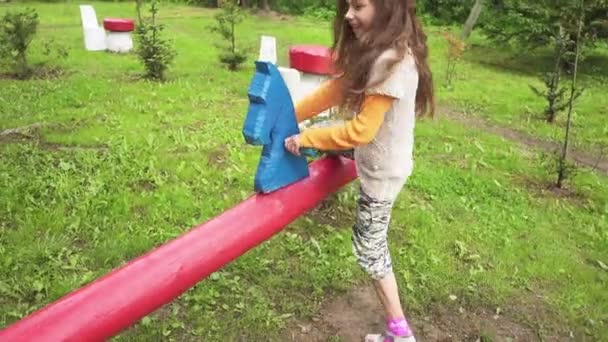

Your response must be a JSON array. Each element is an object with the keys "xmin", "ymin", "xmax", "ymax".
[
  {"xmin": 374, "ymin": 273, "xmax": 414, "ymax": 340},
  {"xmin": 373, "ymin": 271, "xmax": 404, "ymax": 320},
  {"xmin": 352, "ymin": 190, "xmax": 415, "ymax": 340}
]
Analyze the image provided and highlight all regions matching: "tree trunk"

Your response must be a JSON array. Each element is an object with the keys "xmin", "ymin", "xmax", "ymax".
[
  {"xmin": 231, "ymin": 20, "xmax": 235, "ymax": 54},
  {"xmin": 135, "ymin": 0, "xmax": 144, "ymax": 24},
  {"xmin": 557, "ymin": 4, "xmax": 584, "ymax": 188},
  {"xmin": 261, "ymin": 0, "xmax": 270, "ymax": 11},
  {"xmin": 461, "ymin": 0, "xmax": 484, "ymax": 40}
]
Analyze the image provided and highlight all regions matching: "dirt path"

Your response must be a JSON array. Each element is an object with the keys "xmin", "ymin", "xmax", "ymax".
[
  {"xmin": 282, "ymin": 284, "xmax": 567, "ymax": 342},
  {"xmin": 439, "ymin": 107, "xmax": 608, "ymax": 176}
]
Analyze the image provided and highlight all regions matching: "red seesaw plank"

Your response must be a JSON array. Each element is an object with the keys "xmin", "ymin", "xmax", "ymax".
[{"xmin": 0, "ymin": 156, "xmax": 356, "ymax": 342}]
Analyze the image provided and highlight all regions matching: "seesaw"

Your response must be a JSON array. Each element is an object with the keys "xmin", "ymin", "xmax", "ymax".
[{"xmin": 0, "ymin": 59, "xmax": 357, "ymax": 341}]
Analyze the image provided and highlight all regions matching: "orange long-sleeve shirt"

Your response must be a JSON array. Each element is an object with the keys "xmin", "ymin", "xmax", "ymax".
[{"xmin": 294, "ymin": 78, "xmax": 395, "ymax": 150}]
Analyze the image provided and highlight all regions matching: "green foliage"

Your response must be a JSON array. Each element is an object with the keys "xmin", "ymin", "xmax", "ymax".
[
  {"xmin": 303, "ymin": 5, "xmax": 335, "ymax": 20},
  {"xmin": 218, "ymin": 50, "xmax": 247, "ymax": 70},
  {"xmin": 182, "ymin": 0, "xmax": 336, "ymax": 16},
  {"xmin": 530, "ymin": 31, "xmax": 584, "ymax": 123},
  {"xmin": 271, "ymin": 0, "xmax": 334, "ymax": 15},
  {"xmin": 0, "ymin": 8, "xmax": 38, "ymax": 79},
  {"xmin": 134, "ymin": 0, "xmax": 177, "ymax": 80},
  {"xmin": 482, "ymin": 0, "xmax": 607, "ymax": 52},
  {"xmin": 530, "ymin": 73, "xmax": 582, "ymax": 124},
  {"xmin": 442, "ymin": 31, "xmax": 467, "ymax": 89},
  {"xmin": 166, "ymin": 0, "xmax": 217, "ymax": 6},
  {"xmin": 209, "ymin": 0, "xmax": 247, "ymax": 71},
  {"xmin": 479, "ymin": 0, "xmax": 602, "ymax": 148},
  {"xmin": 418, "ymin": 0, "xmax": 476, "ymax": 24}
]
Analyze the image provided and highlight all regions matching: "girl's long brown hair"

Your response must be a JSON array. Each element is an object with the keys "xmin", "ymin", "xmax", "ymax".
[{"xmin": 332, "ymin": 0, "xmax": 435, "ymax": 117}]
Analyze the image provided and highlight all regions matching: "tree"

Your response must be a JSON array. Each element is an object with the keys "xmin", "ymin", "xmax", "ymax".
[
  {"xmin": 0, "ymin": 8, "xmax": 38, "ymax": 79},
  {"xmin": 443, "ymin": 31, "xmax": 466, "ymax": 88},
  {"xmin": 461, "ymin": 0, "xmax": 484, "ymax": 39},
  {"xmin": 556, "ymin": 1, "xmax": 585, "ymax": 189},
  {"xmin": 135, "ymin": 0, "xmax": 177, "ymax": 80},
  {"xmin": 482, "ymin": 0, "xmax": 607, "ymax": 55},
  {"xmin": 237, "ymin": 0, "xmax": 270, "ymax": 10},
  {"xmin": 483, "ymin": 0, "xmax": 604, "ymax": 122},
  {"xmin": 419, "ymin": 0, "xmax": 476, "ymax": 24},
  {"xmin": 529, "ymin": 28, "xmax": 583, "ymax": 123},
  {"xmin": 209, "ymin": 0, "xmax": 247, "ymax": 71},
  {"xmin": 260, "ymin": 0, "xmax": 270, "ymax": 11}
]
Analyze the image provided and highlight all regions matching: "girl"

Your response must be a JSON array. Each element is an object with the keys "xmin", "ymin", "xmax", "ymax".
[{"xmin": 284, "ymin": 0, "xmax": 434, "ymax": 341}]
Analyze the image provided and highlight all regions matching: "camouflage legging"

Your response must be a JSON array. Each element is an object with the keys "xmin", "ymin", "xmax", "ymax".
[{"xmin": 352, "ymin": 189, "xmax": 395, "ymax": 280}]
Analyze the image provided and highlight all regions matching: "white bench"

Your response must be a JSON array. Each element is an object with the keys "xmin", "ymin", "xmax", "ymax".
[{"xmin": 79, "ymin": 5, "xmax": 107, "ymax": 51}]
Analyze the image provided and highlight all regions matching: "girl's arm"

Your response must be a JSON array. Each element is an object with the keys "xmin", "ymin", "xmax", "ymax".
[
  {"xmin": 298, "ymin": 94, "xmax": 394, "ymax": 150},
  {"xmin": 294, "ymin": 78, "xmax": 343, "ymax": 123}
]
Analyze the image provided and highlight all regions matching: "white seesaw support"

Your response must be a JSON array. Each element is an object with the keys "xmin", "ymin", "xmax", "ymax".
[{"xmin": 79, "ymin": 5, "xmax": 107, "ymax": 51}]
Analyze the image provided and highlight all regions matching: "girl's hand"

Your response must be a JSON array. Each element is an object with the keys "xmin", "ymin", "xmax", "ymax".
[{"xmin": 284, "ymin": 134, "xmax": 301, "ymax": 156}]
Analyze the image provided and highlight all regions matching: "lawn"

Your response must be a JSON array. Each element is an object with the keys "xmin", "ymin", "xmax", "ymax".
[
  {"xmin": 1, "ymin": 2, "xmax": 607, "ymax": 341},
  {"xmin": 434, "ymin": 27, "xmax": 608, "ymax": 152}
]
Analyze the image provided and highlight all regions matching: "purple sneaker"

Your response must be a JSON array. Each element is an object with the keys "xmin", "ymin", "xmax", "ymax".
[{"xmin": 365, "ymin": 318, "xmax": 416, "ymax": 342}]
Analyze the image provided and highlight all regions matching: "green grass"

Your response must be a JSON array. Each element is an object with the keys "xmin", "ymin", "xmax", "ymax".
[
  {"xmin": 1, "ymin": 2, "xmax": 607, "ymax": 341},
  {"xmin": 431, "ymin": 27, "xmax": 608, "ymax": 152}
]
